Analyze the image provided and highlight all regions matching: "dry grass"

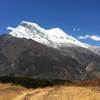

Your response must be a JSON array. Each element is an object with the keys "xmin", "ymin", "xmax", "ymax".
[
  {"xmin": 0, "ymin": 83, "xmax": 26, "ymax": 100},
  {"xmin": 0, "ymin": 80, "xmax": 100, "ymax": 100}
]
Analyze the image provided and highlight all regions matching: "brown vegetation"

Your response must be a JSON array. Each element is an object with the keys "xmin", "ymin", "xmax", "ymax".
[
  {"xmin": 0, "ymin": 80, "xmax": 100, "ymax": 100},
  {"xmin": 75, "ymin": 79, "xmax": 100, "ymax": 86}
]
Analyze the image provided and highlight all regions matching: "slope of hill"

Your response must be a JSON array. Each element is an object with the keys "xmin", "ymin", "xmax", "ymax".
[
  {"xmin": 0, "ymin": 34, "xmax": 99, "ymax": 82},
  {"xmin": 0, "ymin": 34, "xmax": 83, "ymax": 81}
]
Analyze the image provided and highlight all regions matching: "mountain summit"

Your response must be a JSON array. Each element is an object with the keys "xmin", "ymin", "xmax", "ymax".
[{"xmin": 8, "ymin": 21, "xmax": 89, "ymax": 48}]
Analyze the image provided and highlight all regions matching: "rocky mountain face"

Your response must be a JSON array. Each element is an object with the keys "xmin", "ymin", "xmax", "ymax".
[
  {"xmin": 88, "ymin": 46, "xmax": 100, "ymax": 56},
  {"xmin": 0, "ymin": 21, "xmax": 99, "ymax": 81},
  {"xmin": 0, "ymin": 35, "xmax": 83, "ymax": 81},
  {"xmin": 0, "ymin": 34, "xmax": 99, "ymax": 81}
]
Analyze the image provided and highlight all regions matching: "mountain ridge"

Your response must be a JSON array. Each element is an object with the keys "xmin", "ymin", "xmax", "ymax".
[
  {"xmin": 7, "ymin": 21, "xmax": 100, "ymax": 55},
  {"xmin": 8, "ymin": 21, "xmax": 89, "ymax": 48}
]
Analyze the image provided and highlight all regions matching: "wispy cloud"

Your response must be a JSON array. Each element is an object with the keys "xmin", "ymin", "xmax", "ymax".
[
  {"xmin": 78, "ymin": 35, "xmax": 100, "ymax": 41},
  {"xmin": 78, "ymin": 35, "xmax": 89, "ymax": 39},
  {"xmin": 73, "ymin": 28, "xmax": 80, "ymax": 31}
]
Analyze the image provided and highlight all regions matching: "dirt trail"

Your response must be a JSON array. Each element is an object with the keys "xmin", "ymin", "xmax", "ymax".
[
  {"xmin": 14, "ymin": 86, "xmax": 100, "ymax": 100},
  {"xmin": 13, "ymin": 88, "xmax": 53, "ymax": 100}
]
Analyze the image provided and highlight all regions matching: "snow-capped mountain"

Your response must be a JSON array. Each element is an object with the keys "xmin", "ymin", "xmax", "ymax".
[
  {"xmin": 0, "ymin": 21, "xmax": 99, "ymax": 81},
  {"xmin": 8, "ymin": 21, "xmax": 89, "ymax": 48}
]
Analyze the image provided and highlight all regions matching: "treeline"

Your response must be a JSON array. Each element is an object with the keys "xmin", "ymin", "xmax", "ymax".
[{"xmin": 0, "ymin": 76, "xmax": 72, "ymax": 88}]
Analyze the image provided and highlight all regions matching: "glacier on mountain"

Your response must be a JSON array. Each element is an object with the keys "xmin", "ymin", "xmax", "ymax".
[{"xmin": 8, "ymin": 21, "xmax": 89, "ymax": 48}]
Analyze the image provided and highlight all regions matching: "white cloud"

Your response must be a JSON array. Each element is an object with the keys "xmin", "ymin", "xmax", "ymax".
[
  {"xmin": 78, "ymin": 35, "xmax": 89, "ymax": 39},
  {"xmin": 6, "ymin": 27, "xmax": 15, "ymax": 31},
  {"xmin": 90, "ymin": 35, "xmax": 100, "ymax": 41},
  {"xmin": 78, "ymin": 35, "xmax": 100, "ymax": 41},
  {"xmin": 73, "ymin": 28, "xmax": 80, "ymax": 31}
]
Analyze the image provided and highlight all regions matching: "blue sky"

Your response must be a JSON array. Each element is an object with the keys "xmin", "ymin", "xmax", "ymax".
[{"xmin": 0, "ymin": 0, "xmax": 100, "ymax": 46}]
